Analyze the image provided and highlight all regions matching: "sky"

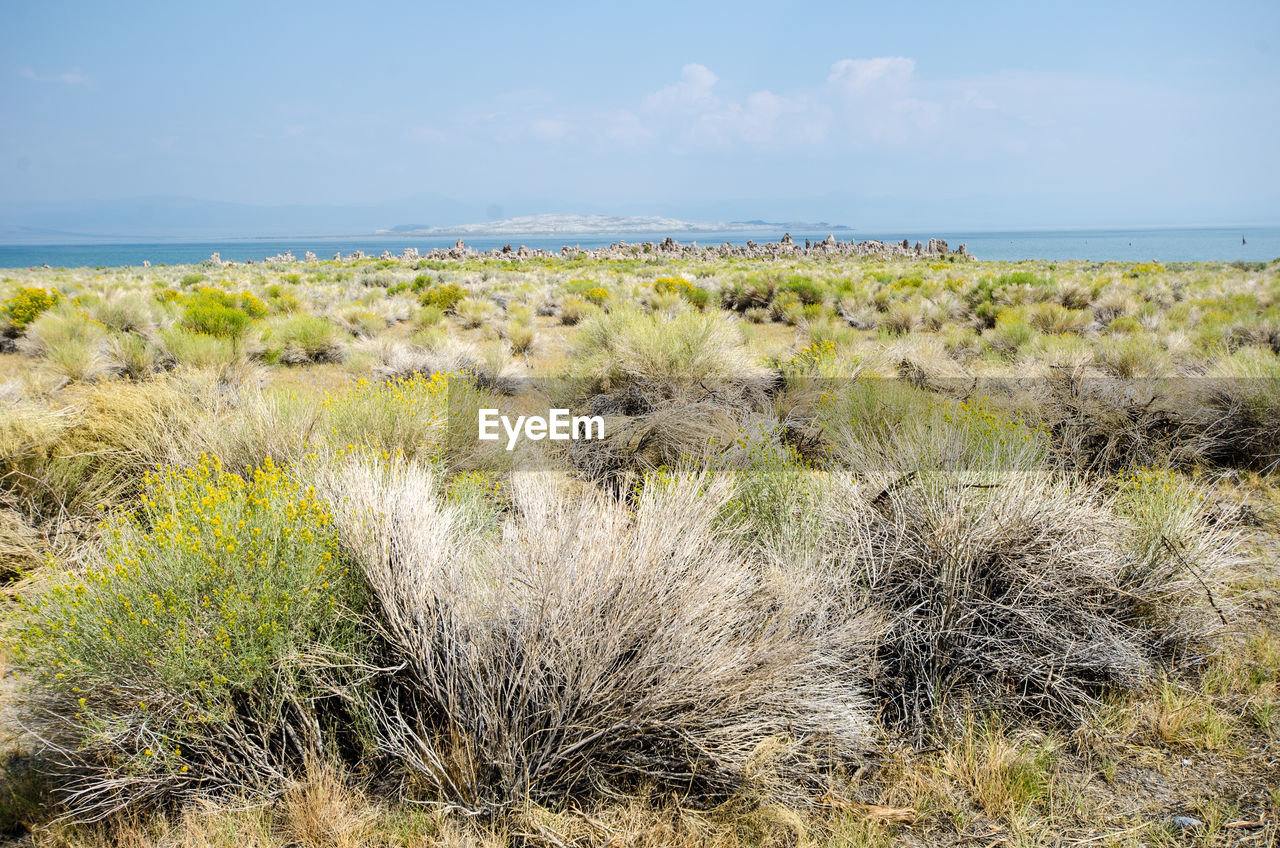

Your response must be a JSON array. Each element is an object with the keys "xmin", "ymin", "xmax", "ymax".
[{"xmin": 2, "ymin": 0, "xmax": 1279, "ymax": 233}]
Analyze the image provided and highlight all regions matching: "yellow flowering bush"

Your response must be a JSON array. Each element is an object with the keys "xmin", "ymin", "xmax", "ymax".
[
  {"xmin": 6, "ymin": 455, "xmax": 370, "ymax": 815},
  {"xmin": 321, "ymin": 373, "xmax": 451, "ymax": 460},
  {"xmin": 1, "ymin": 286, "xmax": 60, "ymax": 334}
]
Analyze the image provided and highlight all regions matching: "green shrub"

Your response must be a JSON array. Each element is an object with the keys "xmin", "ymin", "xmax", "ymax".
[
  {"xmin": 336, "ymin": 306, "xmax": 386, "ymax": 337},
  {"xmin": 260, "ymin": 315, "xmax": 347, "ymax": 364},
  {"xmin": 568, "ymin": 308, "xmax": 765, "ymax": 401},
  {"xmin": 653, "ymin": 277, "xmax": 711, "ymax": 310},
  {"xmin": 506, "ymin": 321, "xmax": 535, "ymax": 354},
  {"xmin": 1028, "ymin": 302, "xmax": 1091, "ymax": 335},
  {"xmin": 1107, "ymin": 315, "xmax": 1142, "ymax": 334},
  {"xmin": 106, "ymin": 332, "xmax": 161, "ymax": 379},
  {"xmin": 777, "ymin": 275, "xmax": 825, "ymax": 306},
  {"xmin": 720, "ymin": 275, "xmax": 776, "ymax": 311},
  {"xmin": 6, "ymin": 456, "xmax": 370, "ymax": 817},
  {"xmin": 263, "ymin": 284, "xmax": 301, "ymax": 314},
  {"xmin": 17, "ymin": 308, "xmax": 113, "ymax": 382},
  {"xmin": 181, "ymin": 293, "xmax": 251, "ymax": 338},
  {"xmin": 581, "ymin": 286, "xmax": 612, "ymax": 306},
  {"xmin": 160, "ymin": 326, "xmax": 243, "ymax": 369},
  {"xmin": 419, "ymin": 283, "xmax": 467, "ymax": 313},
  {"xmin": 454, "ymin": 297, "xmax": 497, "ymax": 329},
  {"xmin": 321, "ymin": 374, "xmax": 450, "ymax": 460},
  {"xmin": 988, "ymin": 310, "xmax": 1037, "ymax": 355},
  {"xmin": 415, "ymin": 305, "xmax": 444, "ymax": 327},
  {"xmin": 237, "ymin": 291, "xmax": 269, "ymax": 318},
  {"xmin": 1, "ymin": 287, "xmax": 59, "ymax": 334},
  {"xmin": 558, "ymin": 296, "xmax": 597, "ymax": 326}
]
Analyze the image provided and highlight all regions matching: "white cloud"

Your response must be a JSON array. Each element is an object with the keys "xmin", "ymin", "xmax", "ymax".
[
  {"xmin": 827, "ymin": 57, "xmax": 914, "ymax": 94},
  {"xmin": 643, "ymin": 63, "xmax": 718, "ymax": 111},
  {"xmin": 20, "ymin": 66, "xmax": 89, "ymax": 85},
  {"xmin": 500, "ymin": 57, "xmax": 1129, "ymax": 157}
]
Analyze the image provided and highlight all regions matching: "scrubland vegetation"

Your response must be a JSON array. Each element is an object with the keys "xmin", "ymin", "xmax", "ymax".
[{"xmin": 1, "ymin": 253, "xmax": 1278, "ymax": 846}]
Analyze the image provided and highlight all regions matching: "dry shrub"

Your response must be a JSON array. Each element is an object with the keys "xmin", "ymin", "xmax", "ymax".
[
  {"xmin": 811, "ymin": 432, "xmax": 1235, "ymax": 733},
  {"xmin": 567, "ymin": 309, "xmax": 773, "ymax": 406},
  {"xmin": 1189, "ymin": 348, "xmax": 1280, "ymax": 472},
  {"xmin": 200, "ymin": 387, "xmax": 323, "ymax": 471},
  {"xmin": 1026, "ymin": 369, "xmax": 1192, "ymax": 474},
  {"xmin": 0, "ymin": 507, "xmax": 45, "ymax": 579},
  {"xmin": 0, "ymin": 375, "xmax": 215, "ymax": 521},
  {"xmin": 566, "ymin": 400, "xmax": 745, "ymax": 492},
  {"xmin": 1025, "ymin": 354, "xmax": 1280, "ymax": 474},
  {"xmin": 315, "ymin": 457, "xmax": 877, "ymax": 812},
  {"xmin": 372, "ymin": 339, "xmax": 517, "ymax": 393}
]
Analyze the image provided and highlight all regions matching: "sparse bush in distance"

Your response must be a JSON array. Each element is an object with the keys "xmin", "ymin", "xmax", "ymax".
[{"xmin": 418, "ymin": 282, "xmax": 467, "ymax": 313}]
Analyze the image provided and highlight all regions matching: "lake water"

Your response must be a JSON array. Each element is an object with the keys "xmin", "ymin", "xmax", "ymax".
[{"xmin": 1, "ymin": 226, "xmax": 1276, "ymax": 269}]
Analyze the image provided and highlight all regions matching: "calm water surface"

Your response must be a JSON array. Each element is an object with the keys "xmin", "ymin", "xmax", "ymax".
[{"xmin": 1, "ymin": 226, "xmax": 1276, "ymax": 268}]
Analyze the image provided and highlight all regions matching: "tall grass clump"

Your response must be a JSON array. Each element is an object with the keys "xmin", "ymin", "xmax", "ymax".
[
  {"xmin": 6, "ymin": 456, "xmax": 371, "ymax": 820},
  {"xmin": 158, "ymin": 327, "xmax": 246, "ymax": 373},
  {"xmin": 320, "ymin": 374, "xmax": 451, "ymax": 460},
  {"xmin": 810, "ymin": 432, "xmax": 1235, "ymax": 734},
  {"xmin": 315, "ymin": 457, "xmax": 878, "ymax": 811},
  {"xmin": 259, "ymin": 315, "xmax": 347, "ymax": 365},
  {"xmin": 17, "ymin": 308, "xmax": 115, "ymax": 383},
  {"xmin": 567, "ymin": 308, "xmax": 770, "ymax": 404},
  {"xmin": 454, "ymin": 297, "xmax": 498, "ymax": 329},
  {"xmin": 1191, "ymin": 347, "xmax": 1280, "ymax": 472},
  {"xmin": 0, "ymin": 375, "xmax": 217, "ymax": 520}
]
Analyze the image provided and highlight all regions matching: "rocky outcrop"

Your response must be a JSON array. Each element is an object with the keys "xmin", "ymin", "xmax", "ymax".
[{"xmin": 237, "ymin": 235, "xmax": 972, "ymax": 266}]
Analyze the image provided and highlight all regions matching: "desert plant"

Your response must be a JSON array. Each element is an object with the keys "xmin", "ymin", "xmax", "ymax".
[
  {"xmin": 720, "ymin": 275, "xmax": 777, "ymax": 312},
  {"xmin": 567, "ymin": 308, "xmax": 770, "ymax": 404},
  {"xmin": 454, "ymin": 297, "xmax": 498, "ymax": 329},
  {"xmin": 105, "ymin": 332, "xmax": 161, "ymax": 379},
  {"xmin": 811, "ymin": 457, "xmax": 1233, "ymax": 733},
  {"xmin": 776, "ymin": 275, "xmax": 825, "ymax": 306},
  {"xmin": 260, "ymin": 315, "xmax": 347, "ymax": 365},
  {"xmin": 0, "ymin": 507, "xmax": 44, "ymax": 580},
  {"xmin": 6, "ymin": 456, "xmax": 372, "ymax": 820},
  {"xmin": 558, "ymin": 296, "xmax": 597, "ymax": 326},
  {"xmin": 17, "ymin": 308, "xmax": 115, "ymax": 383},
  {"xmin": 505, "ymin": 321, "xmax": 534, "ymax": 354},
  {"xmin": 418, "ymin": 283, "xmax": 467, "ymax": 313},
  {"xmin": 314, "ymin": 457, "xmax": 878, "ymax": 811},
  {"xmin": 181, "ymin": 296, "xmax": 251, "ymax": 338},
  {"xmin": 987, "ymin": 310, "xmax": 1037, "ymax": 356},
  {"xmin": 1189, "ymin": 347, "xmax": 1280, "ymax": 471},
  {"xmin": 1028, "ymin": 302, "xmax": 1091, "ymax": 335},
  {"xmin": 321, "ymin": 374, "xmax": 451, "ymax": 460},
  {"xmin": 87, "ymin": 291, "xmax": 157, "ymax": 334},
  {"xmin": 653, "ymin": 277, "xmax": 711, "ymax": 310},
  {"xmin": 1, "ymin": 287, "xmax": 60, "ymax": 336},
  {"xmin": 335, "ymin": 306, "xmax": 386, "ymax": 338},
  {"xmin": 159, "ymin": 326, "xmax": 245, "ymax": 371}
]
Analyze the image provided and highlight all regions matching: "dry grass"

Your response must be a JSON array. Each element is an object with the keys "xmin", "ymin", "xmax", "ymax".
[
  {"xmin": 314, "ymin": 455, "xmax": 879, "ymax": 812},
  {"xmin": 1, "ymin": 255, "xmax": 1276, "ymax": 846}
]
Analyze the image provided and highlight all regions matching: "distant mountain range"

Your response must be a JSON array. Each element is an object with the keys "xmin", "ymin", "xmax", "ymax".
[
  {"xmin": 3, "ymin": 194, "xmax": 1259, "ymax": 245},
  {"xmin": 381, "ymin": 214, "xmax": 851, "ymax": 237}
]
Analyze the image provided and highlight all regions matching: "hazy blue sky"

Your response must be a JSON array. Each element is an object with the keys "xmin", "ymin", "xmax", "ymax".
[{"xmin": 2, "ymin": 0, "xmax": 1278, "ymax": 229}]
